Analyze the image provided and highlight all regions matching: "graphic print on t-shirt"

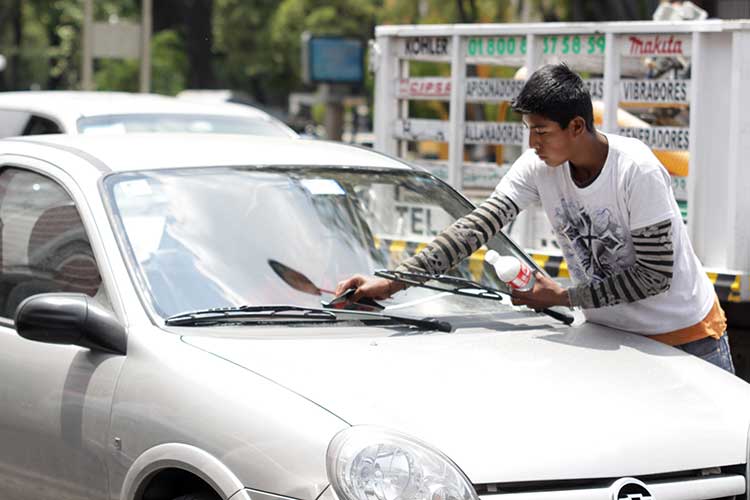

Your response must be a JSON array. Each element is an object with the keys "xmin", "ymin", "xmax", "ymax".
[{"xmin": 553, "ymin": 199, "xmax": 632, "ymax": 283}]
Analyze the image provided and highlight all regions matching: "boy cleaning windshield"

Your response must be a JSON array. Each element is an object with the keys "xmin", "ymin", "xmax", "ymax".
[{"xmin": 336, "ymin": 63, "xmax": 733, "ymax": 373}]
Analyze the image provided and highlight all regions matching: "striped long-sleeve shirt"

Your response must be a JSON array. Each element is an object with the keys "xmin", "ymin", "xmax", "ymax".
[{"xmin": 396, "ymin": 191, "xmax": 674, "ymax": 309}]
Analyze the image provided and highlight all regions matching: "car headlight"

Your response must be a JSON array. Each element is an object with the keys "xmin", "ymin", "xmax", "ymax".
[{"xmin": 326, "ymin": 426, "xmax": 478, "ymax": 500}]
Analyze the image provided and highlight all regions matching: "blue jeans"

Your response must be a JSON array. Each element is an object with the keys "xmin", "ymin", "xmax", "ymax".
[{"xmin": 676, "ymin": 334, "xmax": 735, "ymax": 374}]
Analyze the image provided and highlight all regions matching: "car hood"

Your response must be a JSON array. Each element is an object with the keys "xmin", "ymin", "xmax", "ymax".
[{"xmin": 181, "ymin": 315, "xmax": 750, "ymax": 484}]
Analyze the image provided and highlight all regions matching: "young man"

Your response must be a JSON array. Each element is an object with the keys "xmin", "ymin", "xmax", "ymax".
[{"xmin": 336, "ymin": 63, "xmax": 734, "ymax": 373}]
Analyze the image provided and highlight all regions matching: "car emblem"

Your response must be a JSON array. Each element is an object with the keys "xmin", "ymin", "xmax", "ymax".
[{"xmin": 609, "ymin": 478, "xmax": 655, "ymax": 500}]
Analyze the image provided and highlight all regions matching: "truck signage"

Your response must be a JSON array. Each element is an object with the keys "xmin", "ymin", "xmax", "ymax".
[
  {"xmin": 397, "ymin": 77, "xmax": 524, "ymax": 101},
  {"xmin": 397, "ymin": 78, "xmax": 452, "ymax": 99},
  {"xmin": 397, "ymin": 35, "xmax": 690, "ymax": 65},
  {"xmin": 621, "ymin": 34, "xmax": 691, "ymax": 57},
  {"xmin": 541, "ymin": 34, "xmax": 605, "ymax": 55},
  {"xmin": 397, "ymin": 77, "xmax": 603, "ymax": 101},
  {"xmin": 398, "ymin": 34, "xmax": 609, "ymax": 64},
  {"xmin": 395, "ymin": 119, "xmax": 525, "ymax": 145},
  {"xmin": 467, "ymin": 34, "xmax": 606, "ymax": 57},
  {"xmin": 464, "ymin": 122, "xmax": 525, "ymax": 145},
  {"xmin": 465, "ymin": 78, "xmax": 525, "ymax": 101},
  {"xmin": 618, "ymin": 126, "xmax": 689, "ymax": 151},
  {"xmin": 395, "ymin": 119, "xmax": 448, "ymax": 142},
  {"xmin": 620, "ymin": 79, "xmax": 690, "ymax": 104},
  {"xmin": 417, "ymin": 161, "xmax": 511, "ymax": 190},
  {"xmin": 584, "ymin": 79, "xmax": 603, "ymax": 99},
  {"xmin": 398, "ymin": 36, "xmax": 451, "ymax": 61},
  {"xmin": 394, "ymin": 202, "xmax": 448, "ymax": 236},
  {"xmin": 672, "ymin": 176, "xmax": 687, "ymax": 202},
  {"xmin": 467, "ymin": 36, "xmax": 527, "ymax": 57}
]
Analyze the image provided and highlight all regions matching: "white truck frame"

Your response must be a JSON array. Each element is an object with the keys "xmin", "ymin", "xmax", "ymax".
[{"xmin": 372, "ymin": 19, "xmax": 750, "ymax": 303}]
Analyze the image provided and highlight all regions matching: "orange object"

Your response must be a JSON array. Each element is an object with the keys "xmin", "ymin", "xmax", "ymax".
[{"xmin": 592, "ymin": 101, "xmax": 689, "ymax": 177}]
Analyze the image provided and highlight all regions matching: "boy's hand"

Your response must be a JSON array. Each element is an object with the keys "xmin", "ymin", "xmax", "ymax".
[
  {"xmin": 334, "ymin": 275, "xmax": 405, "ymax": 302},
  {"xmin": 510, "ymin": 272, "xmax": 571, "ymax": 310}
]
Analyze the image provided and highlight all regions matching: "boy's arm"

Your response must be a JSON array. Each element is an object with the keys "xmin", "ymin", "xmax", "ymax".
[
  {"xmin": 396, "ymin": 191, "xmax": 521, "ymax": 275},
  {"xmin": 397, "ymin": 149, "xmax": 540, "ymax": 276},
  {"xmin": 567, "ymin": 219, "xmax": 674, "ymax": 308}
]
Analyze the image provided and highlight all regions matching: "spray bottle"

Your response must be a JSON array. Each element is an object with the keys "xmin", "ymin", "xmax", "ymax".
[
  {"xmin": 484, "ymin": 250, "xmax": 575, "ymax": 325},
  {"xmin": 484, "ymin": 250, "xmax": 535, "ymax": 292}
]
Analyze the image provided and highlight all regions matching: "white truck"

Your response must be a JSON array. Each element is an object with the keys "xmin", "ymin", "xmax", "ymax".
[{"xmin": 372, "ymin": 19, "xmax": 750, "ymax": 307}]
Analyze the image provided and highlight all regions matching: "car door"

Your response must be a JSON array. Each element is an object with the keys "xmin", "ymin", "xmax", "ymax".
[{"xmin": 0, "ymin": 163, "xmax": 124, "ymax": 500}]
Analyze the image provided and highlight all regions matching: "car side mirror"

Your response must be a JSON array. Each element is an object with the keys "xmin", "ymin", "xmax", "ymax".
[{"xmin": 15, "ymin": 293, "xmax": 126, "ymax": 354}]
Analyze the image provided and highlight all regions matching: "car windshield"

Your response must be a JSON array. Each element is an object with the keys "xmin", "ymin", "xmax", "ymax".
[
  {"xmin": 78, "ymin": 113, "xmax": 294, "ymax": 137},
  {"xmin": 103, "ymin": 166, "xmax": 534, "ymax": 319}
]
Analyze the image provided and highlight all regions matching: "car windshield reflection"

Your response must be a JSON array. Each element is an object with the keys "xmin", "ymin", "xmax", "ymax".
[{"xmin": 104, "ymin": 166, "xmax": 533, "ymax": 320}]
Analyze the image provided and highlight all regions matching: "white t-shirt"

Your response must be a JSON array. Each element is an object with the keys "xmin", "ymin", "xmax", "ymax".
[{"xmin": 497, "ymin": 133, "xmax": 714, "ymax": 335}]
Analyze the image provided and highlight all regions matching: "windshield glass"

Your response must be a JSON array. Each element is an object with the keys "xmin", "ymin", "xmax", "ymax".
[
  {"xmin": 78, "ymin": 114, "xmax": 294, "ymax": 137},
  {"xmin": 104, "ymin": 167, "xmax": 533, "ymax": 319}
]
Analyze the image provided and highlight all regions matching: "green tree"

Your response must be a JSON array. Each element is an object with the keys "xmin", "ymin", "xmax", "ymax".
[
  {"xmin": 95, "ymin": 29, "xmax": 189, "ymax": 94},
  {"xmin": 0, "ymin": 0, "xmax": 84, "ymax": 90},
  {"xmin": 212, "ymin": 0, "xmax": 280, "ymax": 103},
  {"xmin": 0, "ymin": 0, "xmax": 192, "ymax": 93},
  {"xmin": 0, "ymin": 0, "xmax": 23, "ymax": 90},
  {"xmin": 378, "ymin": 0, "xmax": 512, "ymax": 25},
  {"xmin": 0, "ymin": 0, "xmax": 143, "ymax": 90},
  {"xmin": 264, "ymin": 0, "xmax": 378, "ymax": 105},
  {"xmin": 155, "ymin": 0, "xmax": 215, "ymax": 89}
]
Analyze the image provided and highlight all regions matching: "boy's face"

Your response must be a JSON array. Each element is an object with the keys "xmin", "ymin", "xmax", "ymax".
[{"xmin": 522, "ymin": 113, "xmax": 576, "ymax": 167}]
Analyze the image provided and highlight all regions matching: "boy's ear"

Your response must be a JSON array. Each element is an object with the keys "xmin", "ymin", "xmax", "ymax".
[{"xmin": 569, "ymin": 116, "xmax": 587, "ymax": 137}]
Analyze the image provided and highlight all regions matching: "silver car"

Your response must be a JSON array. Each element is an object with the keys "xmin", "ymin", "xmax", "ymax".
[{"xmin": 0, "ymin": 133, "xmax": 748, "ymax": 500}]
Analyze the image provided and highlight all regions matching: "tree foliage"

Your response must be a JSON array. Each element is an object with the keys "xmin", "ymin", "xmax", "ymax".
[
  {"xmin": 261, "ymin": 0, "xmax": 378, "ymax": 104},
  {"xmin": 0, "ymin": 0, "xmax": 656, "ymax": 107},
  {"xmin": 212, "ymin": 0, "xmax": 281, "ymax": 103},
  {"xmin": 95, "ymin": 29, "xmax": 188, "ymax": 94}
]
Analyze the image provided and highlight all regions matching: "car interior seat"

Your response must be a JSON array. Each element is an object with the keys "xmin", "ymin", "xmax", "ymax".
[{"xmin": 3, "ymin": 205, "xmax": 102, "ymax": 318}]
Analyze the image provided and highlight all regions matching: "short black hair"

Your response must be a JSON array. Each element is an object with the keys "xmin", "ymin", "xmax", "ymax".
[{"xmin": 511, "ymin": 63, "xmax": 595, "ymax": 132}]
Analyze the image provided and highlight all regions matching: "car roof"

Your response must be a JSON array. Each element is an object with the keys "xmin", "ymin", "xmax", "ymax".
[
  {"xmin": 0, "ymin": 91, "xmax": 275, "ymax": 120},
  {"xmin": 7, "ymin": 133, "xmax": 413, "ymax": 174}
]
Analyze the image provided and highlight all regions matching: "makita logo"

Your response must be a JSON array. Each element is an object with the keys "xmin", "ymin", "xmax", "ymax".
[{"xmin": 628, "ymin": 35, "xmax": 684, "ymax": 55}]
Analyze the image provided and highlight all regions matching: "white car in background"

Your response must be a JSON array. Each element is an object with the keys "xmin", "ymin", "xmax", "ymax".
[{"xmin": 0, "ymin": 91, "xmax": 298, "ymax": 139}]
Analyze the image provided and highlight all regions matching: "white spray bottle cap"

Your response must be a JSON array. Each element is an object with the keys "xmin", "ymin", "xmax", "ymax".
[{"xmin": 485, "ymin": 249, "xmax": 501, "ymax": 265}]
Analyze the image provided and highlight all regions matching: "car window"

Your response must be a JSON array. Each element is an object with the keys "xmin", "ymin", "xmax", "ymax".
[
  {"xmin": 21, "ymin": 115, "xmax": 63, "ymax": 136},
  {"xmin": 0, "ymin": 168, "xmax": 104, "ymax": 319},
  {"xmin": 77, "ymin": 113, "xmax": 295, "ymax": 137},
  {"xmin": 0, "ymin": 110, "xmax": 32, "ymax": 138}
]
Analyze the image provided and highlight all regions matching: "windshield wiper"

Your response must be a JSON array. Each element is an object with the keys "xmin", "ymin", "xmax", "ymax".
[
  {"xmin": 165, "ymin": 305, "xmax": 338, "ymax": 326},
  {"xmin": 375, "ymin": 269, "xmax": 574, "ymax": 325},
  {"xmin": 333, "ymin": 309, "xmax": 452, "ymax": 332},
  {"xmin": 165, "ymin": 304, "xmax": 452, "ymax": 332}
]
